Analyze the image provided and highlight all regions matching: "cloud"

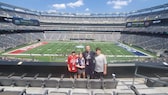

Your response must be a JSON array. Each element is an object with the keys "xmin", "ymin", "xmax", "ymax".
[
  {"xmin": 67, "ymin": 0, "xmax": 84, "ymax": 8},
  {"xmin": 85, "ymin": 8, "xmax": 90, "ymax": 11},
  {"xmin": 52, "ymin": 3, "xmax": 66, "ymax": 9},
  {"xmin": 51, "ymin": 0, "xmax": 84, "ymax": 11},
  {"xmin": 47, "ymin": 9, "xmax": 57, "ymax": 13},
  {"xmin": 107, "ymin": 0, "xmax": 132, "ymax": 9}
]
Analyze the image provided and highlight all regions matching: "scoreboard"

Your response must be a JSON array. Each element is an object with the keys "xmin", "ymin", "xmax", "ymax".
[{"xmin": 126, "ymin": 18, "xmax": 168, "ymax": 28}]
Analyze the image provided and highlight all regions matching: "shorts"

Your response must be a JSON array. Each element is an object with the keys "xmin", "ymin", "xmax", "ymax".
[
  {"xmin": 77, "ymin": 68, "xmax": 85, "ymax": 74},
  {"xmin": 69, "ymin": 72, "xmax": 77, "ymax": 77}
]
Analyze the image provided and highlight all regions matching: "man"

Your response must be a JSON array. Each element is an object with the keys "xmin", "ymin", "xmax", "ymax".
[
  {"xmin": 94, "ymin": 47, "xmax": 107, "ymax": 79},
  {"xmin": 83, "ymin": 45, "xmax": 95, "ymax": 79},
  {"xmin": 67, "ymin": 51, "xmax": 78, "ymax": 78}
]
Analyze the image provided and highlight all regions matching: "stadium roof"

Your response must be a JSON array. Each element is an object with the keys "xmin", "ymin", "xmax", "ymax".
[
  {"xmin": 0, "ymin": 2, "xmax": 37, "ymax": 14},
  {"xmin": 128, "ymin": 3, "xmax": 168, "ymax": 14},
  {"xmin": 0, "ymin": 1, "xmax": 168, "ymax": 17}
]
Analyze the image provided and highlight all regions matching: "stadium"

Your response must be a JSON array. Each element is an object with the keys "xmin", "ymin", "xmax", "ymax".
[{"xmin": 0, "ymin": 1, "xmax": 168, "ymax": 95}]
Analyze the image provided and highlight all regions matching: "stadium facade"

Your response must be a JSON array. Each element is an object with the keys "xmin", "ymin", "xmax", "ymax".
[{"xmin": 0, "ymin": 2, "xmax": 168, "ymax": 56}]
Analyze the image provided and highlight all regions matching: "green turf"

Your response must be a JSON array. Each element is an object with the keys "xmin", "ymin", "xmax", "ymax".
[
  {"xmin": 24, "ymin": 42, "xmax": 133, "ymax": 55},
  {"xmin": 2, "ymin": 41, "xmax": 153, "ymax": 63}
]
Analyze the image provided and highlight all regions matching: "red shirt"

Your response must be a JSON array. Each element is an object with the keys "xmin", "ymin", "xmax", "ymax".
[{"xmin": 67, "ymin": 55, "xmax": 77, "ymax": 72}]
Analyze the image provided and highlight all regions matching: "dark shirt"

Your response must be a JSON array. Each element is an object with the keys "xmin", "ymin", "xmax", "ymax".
[{"xmin": 82, "ymin": 51, "xmax": 96, "ymax": 67}]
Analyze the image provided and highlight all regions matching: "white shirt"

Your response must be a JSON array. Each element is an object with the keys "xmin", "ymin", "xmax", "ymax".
[{"xmin": 94, "ymin": 54, "xmax": 107, "ymax": 72}]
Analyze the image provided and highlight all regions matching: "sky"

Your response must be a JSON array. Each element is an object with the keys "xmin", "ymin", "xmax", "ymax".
[{"xmin": 0, "ymin": 0, "xmax": 168, "ymax": 13}]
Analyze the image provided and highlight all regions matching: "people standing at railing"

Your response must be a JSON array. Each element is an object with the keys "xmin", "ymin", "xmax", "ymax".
[
  {"xmin": 67, "ymin": 51, "xmax": 78, "ymax": 78},
  {"xmin": 82, "ymin": 45, "xmax": 96, "ymax": 79},
  {"xmin": 94, "ymin": 47, "xmax": 107, "ymax": 79},
  {"xmin": 76, "ymin": 53, "xmax": 85, "ymax": 78}
]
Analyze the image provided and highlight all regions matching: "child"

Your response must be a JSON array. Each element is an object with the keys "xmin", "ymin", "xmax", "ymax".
[
  {"xmin": 67, "ymin": 51, "xmax": 78, "ymax": 78},
  {"xmin": 76, "ymin": 53, "xmax": 85, "ymax": 78}
]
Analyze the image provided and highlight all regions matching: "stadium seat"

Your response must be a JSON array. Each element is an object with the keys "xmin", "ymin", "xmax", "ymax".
[
  {"xmin": 49, "ymin": 90, "xmax": 70, "ymax": 95},
  {"xmin": 29, "ymin": 79, "xmax": 44, "ymax": 87},
  {"xmin": 12, "ymin": 73, "xmax": 43, "ymax": 87},
  {"xmin": 116, "ymin": 93, "xmax": 135, "ymax": 95},
  {"xmin": 0, "ymin": 89, "xmax": 26, "ymax": 95},
  {"xmin": 0, "ymin": 91, "xmax": 24, "ymax": 95},
  {"xmin": 146, "ymin": 78, "xmax": 168, "ymax": 87},
  {"xmin": 104, "ymin": 79, "xmax": 118, "ymax": 89},
  {"xmin": 72, "ymin": 93, "xmax": 89, "ymax": 95},
  {"xmin": 88, "ymin": 78, "xmax": 118, "ymax": 89},
  {"xmin": 12, "ymin": 78, "xmax": 30, "ymax": 87},
  {"xmin": 0, "ymin": 78, "xmax": 13, "ymax": 86},
  {"xmin": 94, "ymin": 93, "xmax": 112, "ymax": 95},
  {"xmin": 74, "ymin": 78, "xmax": 88, "ymax": 88},
  {"xmin": 43, "ymin": 79, "xmax": 59, "ymax": 88},
  {"xmin": 89, "ymin": 79, "xmax": 103, "ymax": 89},
  {"xmin": 91, "ymin": 91, "xmax": 115, "ymax": 95},
  {"xmin": 145, "ymin": 94, "xmax": 168, "ymax": 95},
  {"xmin": 160, "ymin": 77, "xmax": 168, "ymax": 82},
  {"xmin": 59, "ymin": 78, "xmax": 74, "ymax": 88},
  {"xmin": 26, "ymin": 89, "xmax": 48, "ymax": 95},
  {"xmin": 49, "ymin": 92, "xmax": 68, "ymax": 95}
]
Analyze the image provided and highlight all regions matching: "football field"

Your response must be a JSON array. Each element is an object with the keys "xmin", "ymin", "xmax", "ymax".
[{"xmin": 2, "ymin": 41, "xmax": 153, "ymax": 63}]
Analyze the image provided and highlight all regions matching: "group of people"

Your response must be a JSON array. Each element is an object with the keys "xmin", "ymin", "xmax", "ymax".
[{"xmin": 67, "ymin": 45, "xmax": 107, "ymax": 79}]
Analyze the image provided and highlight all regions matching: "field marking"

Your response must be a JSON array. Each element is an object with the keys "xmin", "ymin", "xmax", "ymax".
[
  {"xmin": 2, "ymin": 42, "xmax": 153, "ymax": 59},
  {"xmin": 2, "ymin": 42, "xmax": 48, "ymax": 55},
  {"xmin": 118, "ymin": 43, "xmax": 153, "ymax": 57},
  {"xmin": 2, "ymin": 53, "xmax": 152, "ymax": 58}
]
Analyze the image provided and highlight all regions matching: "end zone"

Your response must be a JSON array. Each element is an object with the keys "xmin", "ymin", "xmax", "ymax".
[{"xmin": 3, "ymin": 42, "xmax": 48, "ymax": 55}]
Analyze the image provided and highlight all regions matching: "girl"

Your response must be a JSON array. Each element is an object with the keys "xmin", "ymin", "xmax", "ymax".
[{"xmin": 76, "ymin": 53, "xmax": 85, "ymax": 78}]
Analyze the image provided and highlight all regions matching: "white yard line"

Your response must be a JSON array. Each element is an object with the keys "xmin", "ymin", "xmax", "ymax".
[
  {"xmin": 2, "ymin": 42, "xmax": 153, "ymax": 58},
  {"xmin": 3, "ymin": 53, "xmax": 152, "ymax": 58}
]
